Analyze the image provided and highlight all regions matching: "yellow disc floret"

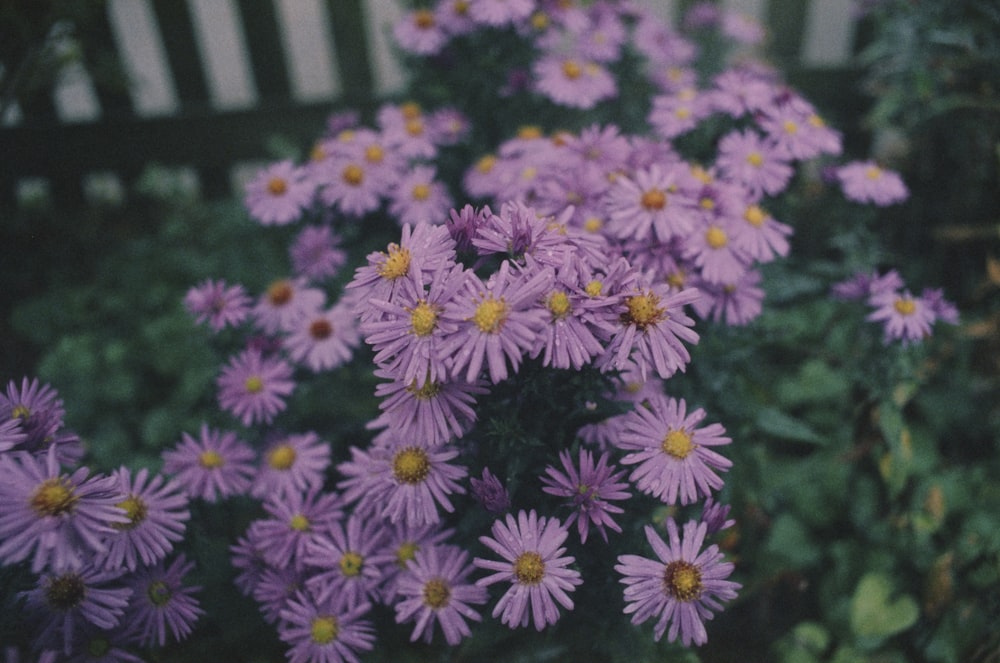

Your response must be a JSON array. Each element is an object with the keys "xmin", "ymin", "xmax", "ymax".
[
  {"xmin": 513, "ymin": 551, "xmax": 545, "ymax": 585},
  {"xmin": 31, "ymin": 478, "xmax": 79, "ymax": 517},
  {"xmin": 268, "ymin": 443, "xmax": 297, "ymax": 470},
  {"xmin": 310, "ymin": 615, "xmax": 339, "ymax": 644},
  {"xmin": 663, "ymin": 560, "xmax": 703, "ymax": 601},
  {"xmin": 393, "ymin": 447, "xmax": 431, "ymax": 485},
  {"xmin": 377, "ymin": 244, "xmax": 411, "ymax": 280},
  {"xmin": 472, "ymin": 297, "xmax": 508, "ymax": 333},
  {"xmin": 662, "ymin": 429, "xmax": 694, "ymax": 459},
  {"xmin": 624, "ymin": 292, "xmax": 666, "ymax": 330},
  {"xmin": 422, "ymin": 578, "xmax": 452, "ymax": 608}
]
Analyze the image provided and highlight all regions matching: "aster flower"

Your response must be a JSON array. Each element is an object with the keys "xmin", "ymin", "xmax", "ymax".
[
  {"xmin": 284, "ymin": 301, "xmax": 360, "ymax": 373},
  {"xmin": 836, "ymin": 160, "xmax": 908, "ymax": 206},
  {"xmin": 244, "ymin": 160, "xmax": 314, "ymax": 226},
  {"xmin": 470, "ymin": 467, "xmax": 511, "ymax": 514},
  {"xmin": 370, "ymin": 521, "xmax": 454, "ymax": 604},
  {"xmin": 394, "ymin": 8, "xmax": 448, "ymax": 56},
  {"xmin": 700, "ymin": 497, "xmax": 736, "ymax": 535},
  {"xmin": 216, "ymin": 348, "xmax": 295, "ymax": 426},
  {"xmin": 728, "ymin": 202, "xmax": 792, "ymax": 263},
  {"xmin": 378, "ymin": 102, "xmax": 438, "ymax": 160},
  {"xmin": 440, "ymin": 259, "xmax": 553, "ymax": 384},
  {"xmin": 867, "ymin": 288, "xmax": 936, "ymax": 345},
  {"xmin": 541, "ymin": 448, "xmax": 631, "ymax": 544},
  {"xmin": 598, "ymin": 283, "xmax": 701, "ymax": 381},
  {"xmin": 124, "ymin": 554, "xmax": 204, "ymax": 647},
  {"xmin": 304, "ymin": 513, "xmax": 387, "ymax": 608},
  {"xmin": 615, "ymin": 520, "xmax": 740, "ymax": 646},
  {"xmin": 184, "ymin": 279, "xmax": 252, "ymax": 332},
  {"xmin": 472, "ymin": 201, "xmax": 575, "ymax": 268},
  {"xmin": 0, "ymin": 446, "xmax": 127, "ymax": 573},
  {"xmin": 474, "ymin": 509, "xmax": 582, "ymax": 630},
  {"xmin": 252, "ymin": 487, "xmax": 344, "ymax": 571},
  {"xmin": 715, "ymin": 129, "xmax": 793, "ymax": 200},
  {"xmin": 252, "ymin": 277, "xmax": 326, "ymax": 335},
  {"xmin": 615, "ymin": 393, "xmax": 732, "ymax": 505},
  {"xmin": 162, "ymin": 425, "xmax": 256, "ymax": 502},
  {"xmin": 682, "ymin": 216, "xmax": 752, "ymax": 285},
  {"xmin": 290, "ymin": 224, "xmax": 347, "ymax": 281},
  {"xmin": 0, "ymin": 413, "xmax": 26, "ymax": 453},
  {"xmin": 101, "ymin": 466, "xmax": 189, "ymax": 572},
  {"xmin": 253, "ymin": 565, "xmax": 309, "ymax": 625},
  {"xmin": 278, "ymin": 588, "xmax": 375, "ymax": 663},
  {"xmin": 605, "ymin": 163, "xmax": 699, "ymax": 242},
  {"xmin": 315, "ymin": 155, "xmax": 388, "ymax": 217},
  {"xmin": 395, "ymin": 544, "xmax": 488, "ymax": 646},
  {"xmin": 532, "ymin": 54, "xmax": 617, "ymax": 110},
  {"xmin": 21, "ymin": 563, "xmax": 132, "ymax": 655},
  {"xmin": 230, "ymin": 519, "xmax": 271, "ymax": 597},
  {"xmin": 388, "ymin": 165, "xmax": 454, "ymax": 227},
  {"xmin": 336, "ymin": 437, "xmax": 467, "ymax": 527},
  {"xmin": 690, "ymin": 269, "xmax": 766, "ymax": 326},
  {"xmin": 0, "ymin": 377, "xmax": 65, "ymax": 452},
  {"xmin": 467, "ymin": 0, "xmax": 535, "ymax": 27},
  {"xmin": 251, "ymin": 431, "xmax": 332, "ymax": 499}
]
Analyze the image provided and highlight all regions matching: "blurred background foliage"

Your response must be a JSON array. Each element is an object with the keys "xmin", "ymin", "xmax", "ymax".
[{"xmin": 1, "ymin": 0, "xmax": 999, "ymax": 661}]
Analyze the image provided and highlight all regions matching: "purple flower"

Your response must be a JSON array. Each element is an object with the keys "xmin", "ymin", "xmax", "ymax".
[
  {"xmin": 278, "ymin": 588, "xmax": 375, "ymax": 663},
  {"xmin": 216, "ymin": 348, "xmax": 295, "ymax": 426},
  {"xmin": 470, "ymin": 467, "xmax": 511, "ymax": 514},
  {"xmin": 304, "ymin": 513, "xmax": 387, "ymax": 608},
  {"xmin": 615, "ymin": 520, "xmax": 740, "ymax": 646},
  {"xmin": 467, "ymin": 0, "xmax": 535, "ymax": 27},
  {"xmin": 230, "ymin": 520, "xmax": 270, "ymax": 597},
  {"xmin": 22, "ymin": 563, "xmax": 132, "ymax": 655},
  {"xmin": 541, "ymin": 448, "xmax": 631, "ymax": 544},
  {"xmin": 162, "ymin": 424, "xmax": 256, "ymax": 502},
  {"xmin": 284, "ymin": 301, "xmax": 360, "ymax": 373},
  {"xmin": 615, "ymin": 393, "xmax": 732, "ymax": 505},
  {"xmin": 124, "ymin": 554, "xmax": 204, "ymax": 647},
  {"xmin": 441, "ymin": 260, "xmax": 553, "ymax": 384},
  {"xmin": 0, "ymin": 446, "xmax": 127, "ymax": 573},
  {"xmin": 389, "ymin": 165, "xmax": 454, "ymax": 227},
  {"xmin": 336, "ymin": 437, "xmax": 467, "ymax": 527},
  {"xmin": 252, "ymin": 277, "xmax": 326, "ymax": 335},
  {"xmin": 700, "ymin": 497, "xmax": 736, "ymax": 535},
  {"xmin": 244, "ymin": 160, "xmax": 314, "ymax": 226},
  {"xmin": 532, "ymin": 54, "xmax": 617, "ymax": 110},
  {"xmin": 394, "ymin": 544, "xmax": 488, "ymax": 646},
  {"xmin": 394, "ymin": 8, "xmax": 448, "ymax": 56},
  {"xmin": 253, "ymin": 487, "xmax": 343, "ymax": 572},
  {"xmin": 368, "ymin": 369, "xmax": 487, "ymax": 446},
  {"xmin": 867, "ymin": 289, "xmax": 936, "ymax": 345},
  {"xmin": 837, "ymin": 160, "xmax": 908, "ymax": 206},
  {"xmin": 371, "ymin": 521, "xmax": 454, "ymax": 604},
  {"xmin": 1, "ymin": 377, "xmax": 65, "ymax": 452},
  {"xmin": 715, "ymin": 129, "xmax": 794, "ymax": 200},
  {"xmin": 290, "ymin": 224, "xmax": 347, "ymax": 281},
  {"xmin": 0, "ymin": 414, "xmax": 26, "ymax": 453},
  {"xmin": 474, "ymin": 509, "xmax": 583, "ymax": 630},
  {"xmin": 251, "ymin": 431, "xmax": 332, "ymax": 499},
  {"xmin": 253, "ymin": 565, "xmax": 309, "ymax": 625},
  {"xmin": 100, "ymin": 467, "xmax": 189, "ymax": 572},
  {"xmin": 598, "ymin": 284, "xmax": 701, "ymax": 381},
  {"xmin": 184, "ymin": 279, "xmax": 252, "ymax": 332},
  {"xmin": 605, "ymin": 163, "xmax": 698, "ymax": 242}
]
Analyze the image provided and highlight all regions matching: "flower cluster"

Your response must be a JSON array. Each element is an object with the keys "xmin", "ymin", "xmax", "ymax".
[{"xmin": 0, "ymin": 378, "xmax": 202, "ymax": 659}]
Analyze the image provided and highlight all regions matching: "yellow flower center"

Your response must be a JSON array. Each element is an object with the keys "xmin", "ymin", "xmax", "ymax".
[
  {"xmin": 401, "ymin": 102, "xmax": 422, "ymax": 120},
  {"xmin": 310, "ymin": 615, "xmax": 339, "ymax": 644},
  {"xmin": 585, "ymin": 280, "xmax": 604, "ymax": 297},
  {"xmin": 705, "ymin": 226, "xmax": 728, "ymax": 249},
  {"xmin": 641, "ymin": 189, "xmax": 667, "ymax": 211},
  {"xmin": 377, "ymin": 244, "xmax": 411, "ymax": 279},
  {"xmin": 547, "ymin": 291, "xmax": 571, "ymax": 319},
  {"xmin": 244, "ymin": 376, "xmax": 264, "ymax": 394},
  {"xmin": 310, "ymin": 144, "xmax": 326, "ymax": 162},
  {"xmin": 339, "ymin": 552, "xmax": 364, "ymax": 577},
  {"xmin": 268, "ymin": 443, "xmax": 297, "ymax": 470},
  {"xmin": 113, "ymin": 494, "xmax": 147, "ymax": 530},
  {"xmin": 267, "ymin": 177, "xmax": 288, "ymax": 196},
  {"xmin": 476, "ymin": 155, "xmax": 497, "ymax": 173},
  {"xmin": 337, "ymin": 129, "xmax": 355, "ymax": 143},
  {"xmin": 393, "ymin": 447, "xmax": 431, "ymax": 485},
  {"xmin": 406, "ymin": 379, "xmax": 443, "ymax": 401},
  {"xmin": 409, "ymin": 301, "xmax": 439, "ymax": 336},
  {"xmin": 662, "ymin": 429, "xmax": 694, "ymax": 459},
  {"xmin": 147, "ymin": 580, "xmax": 172, "ymax": 606},
  {"xmin": 411, "ymin": 183, "xmax": 431, "ymax": 201},
  {"xmin": 562, "ymin": 59, "xmax": 582, "ymax": 80},
  {"xmin": 517, "ymin": 125, "xmax": 542, "ymax": 140},
  {"xmin": 513, "ymin": 551, "xmax": 545, "ymax": 585},
  {"xmin": 452, "ymin": 0, "xmax": 469, "ymax": 14},
  {"xmin": 531, "ymin": 11, "xmax": 549, "ymax": 30},
  {"xmin": 423, "ymin": 578, "xmax": 452, "ymax": 608},
  {"xmin": 31, "ymin": 478, "xmax": 79, "ymax": 517},
  {"xmin": 666, "ymin": 270, "xmax": 686, "ymax": 289},
  {"xmin": 406, "ymin": 118, "xmax": 425, "ymax": 137},
  {"xmin": 624, "ymin": 292, "xmax": 665, "ymax": 330},
  {"xmin": 663, "ymin": 560, "xmax": 703, "ymax": 601},
  {"xmin": 267, "ymin": 280, "xmax": 294, "ymax": 306},
  {"xmin": 342, "ymin": 164, "xmax": 364, "ymax": 186},
  {"xmin": 414, "ymin": 9, "xmax": 435, "ymax": 29},
  {"xmin": 808, "ymin": 113, "xmax": 825, "ymax": 128},
  {"xmin": 11, "ymin": 404, "xmax": 30, "ymax": 420},
  {"xmin": 289, "ymin": 514, "xmax": 310, "ymax": 531},
  {"xmin": 44, "ymin": 573, "xmax": 86, "ymax": 610},
  {"xmin": 364, "ymin": 144, "xmax": 384, "ymax": 164},
  {"xmin": 691, "ymin": 165, "xmax": 713, "ymax": 184},
  {"xmin": 894, "ymin": 298, "xmax": 916, "ymax": 316},
  {"xmin": 396, "ymin": 541, "xmax": 419, "ymax": 567},
  {"xmin": 199, "ymin": 450, "xmax": 225, "ymax": 469},
  {"xmin": 583, "ymin": 217, "xmax": 603, "ymax": 233},
  {"xmin": 472, "ymin": 297, "xmax": 508, "ymax": 333},
  {"xmin": 746, "ymin": 151, "xmax": 764, "ymax": 167},
  {"xmin": 675, "ymin": 107, "xmax": 691, "ymax": 120},
  {"xmin": 308, "ymin": 318, "xmax": 332, "ymax": 339},
  {"xmin": 743, "ymin": 205, "xmax": 766, "ymax": 227},
  {"xmin": 782, "ymin": 119, "xmax": 798, "ymax": 135},
  {"xmin": 865, "ymin": 166, "xmax": 883, "ymax": 180}
]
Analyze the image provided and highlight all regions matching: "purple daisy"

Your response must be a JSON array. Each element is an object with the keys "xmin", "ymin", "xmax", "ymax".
[
  {"xmin": 253, "ymin": 487, "xmax": 344, "ymax": 571},
  {"xmin": 598, "ymin": 283, "xmax": 701, "ymax": 381},
  {"xmin": 303, "ymin": 513, "xmax": 387, "ymax": 608},
  {"xmin": 615, "ymin": 520, "xmax": 740, "ymax": 646},
  {"xmin": 284, "ymin": 300, "xmax": 360, "ymax": 373},
  {"xmin": 0, "ymin": 446, "xmax": 127, "ymax": 573},
  {"xmin": 729, "ymin": 202, "xmax": 792, "ymax": 263},
  {"xmin": 336, "ymin": 436, "xmax": 467, "ymax": 527},
  {"xmin": 605, "ymin": 163, "xmax": 699, "ymax": 242},
  {"xmin": 0, "ymin": 412, "xmax": 26, "ymax": 453},
  {"xmin": 100, "ymin": 466, "xmax": 189, "ymax": 572},
  {"xmin": 278, "ymin": 588, "xmax": 375, "ymax": 663},
  {"xmin": 244, "ymin": 160, "xmax": 314, "ymax": 226},
  {"xmin": 1, "ymin": 377, "xmax": 65, "ymax": 452},
  {"xmin": 394, "ymin": 544, "xmax": 488, "ymax": 646},
  {"xmin": 467, "ymin": 0, "xmax": 535, "ymax": 27},
  {"xmin": 837, "ymin": 160, "xmax": 908, "ymax": 206},
  {"xmin": 184, "ymin": 279, "xmax": 252, "ymax": 332},
  {"xmin": 474, "ymin": 509, "xmax": 583, "ymax": 630},
  {"xmin": 252, "ymin": 565, "xmax": 309, "ymax": 625},
  {"xmin": 866, "ymin": 289, "xmax": 936, "ymax": 345},
  {"xmin": 123, "ymin": 554, "xmax": 204, "ymax": 647},
  {"xmin": 22, "ymin": 563, "xmax": 132, "ymax": 655},
  {"xmin": 440, "ymin": 260, "xmax": 553, "ymax": 384},
  {"xmin": 394, "ymin": 8, "xmax": 448, "ymax": 56},
  {"xmin": 216, "ymin": 348, "xmax": 295, "ymax": 426},
  {"xmin": 389, "ymin": 166, "xmax": 454, "ymax": 227},
  {"xmin": 540, "ymin": 448, "xmax": 631, "ymax": 544},
  {"xmin": 690, "ymin": 269, "xmax": 766, "ymax": 326},
  {"xmin": 251, "ymin": 431, "xmax": 332, "ymax": 499},
  {"xmin": 370, "ymin": 521, "xmax": 454, "ymax": 604},
  {"xmin": 615, "ymin": 393, "xmax": 733, "ymax": 505},
  {"xmin": 532, "ymin": 54, "xmax": 617, "ymax": 110},
  {"xmin": 230, "ymin": 520, "xmax": 270, "ymax": 597},
  {"xmin": 470, "ymin": 467, "xmax": 511, "ymax": 514},
  {"xmin": 315, "ymin": 155, "xmax": 389, "ymax": 217},
  {"xmin": 290, "ymin": 224, "xmax": 347, "ymax": 281},
  {"xmin": 252, "ymin": 277, "xmax": 326, "ymax": 335},
  {"xmin": 162, "ymin": 424, "xmax": 256, "ymax": 502},
  {"xmin": 715, "ymin": 129, "xmax": 794, "ymax": 200}
]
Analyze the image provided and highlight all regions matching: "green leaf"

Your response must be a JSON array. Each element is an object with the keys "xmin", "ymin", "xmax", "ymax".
[
  {"xmin": 756, "ymin": 407, "xmax": 825, "ymax": 445},
  {"xmin": 849, "ymin": 573, "xmax": 919, "ymax": 646}
]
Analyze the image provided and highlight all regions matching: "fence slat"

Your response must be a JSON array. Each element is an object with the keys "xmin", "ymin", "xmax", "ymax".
[
  {"xmin": 107, "ymin": 0, "xmax": 178, "ymax": 117},
  {"xmin": 801, "ymin": 0, "xmax": 856, "ymax": 67},
  {"xmin": 186, "ymin": 0, "xmax": 257, "ymax": 110},
  {"xmin": 234, "ymin": 0, "xmax": 292, "ymax": 102},
  {"xmin": 149, "ymin": 0, "xmax": 210, "ymax": 110},
  {"xmin": 337, "ymin": 0, "xmax": 395, "ymax": 101},
  {"xmin": 274, "ymin": 0, "xmax": 340, "ymax": 102}
]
